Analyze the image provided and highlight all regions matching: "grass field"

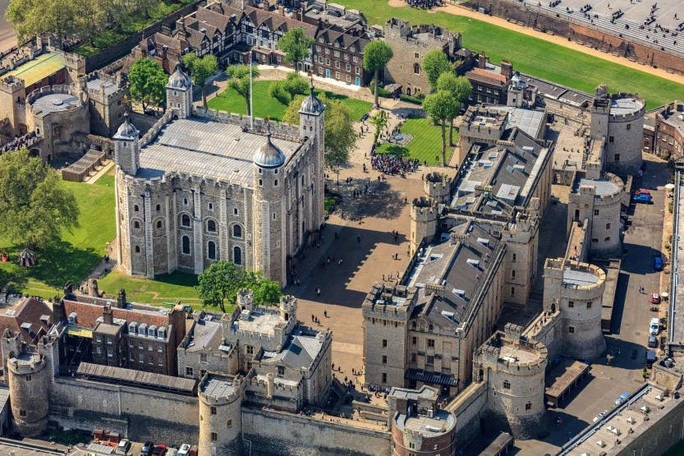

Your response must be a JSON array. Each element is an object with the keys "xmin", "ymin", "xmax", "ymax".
[
  {"xmin": 208, "ymin": 80, "xmax": 372, "ymax": 121},
  {"xmin": 0, "ymin": 174, "xmax": 116, "ymax": 298},
  {"xmin": 334, "ymin": 0, "xmax": 684, "ymax": 109},
  {"xmin": 96, "ymin": 270, "xmax": 213, "ymax": 310},
  {"xmin": 377, "ymin": 116, "xmax": 450, "ymax": 165}
]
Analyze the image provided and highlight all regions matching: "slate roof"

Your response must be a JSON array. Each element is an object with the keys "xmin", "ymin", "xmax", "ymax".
[
  {"xmin": 0, "ymin": 297, "xmax": 53, "ymax": 360},
  {"xmin": 62, "ymin": 299, "xmax": 169, "ymax": 329}
]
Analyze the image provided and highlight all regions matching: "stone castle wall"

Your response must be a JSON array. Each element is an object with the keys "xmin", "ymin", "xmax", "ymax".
[
  {"xmin": 242, "ymin": 407, "xmax": 391, "ymax": 456},
  {"xmin": 464, "ymin": 0, "xmax": 684, "ymax": 76}
]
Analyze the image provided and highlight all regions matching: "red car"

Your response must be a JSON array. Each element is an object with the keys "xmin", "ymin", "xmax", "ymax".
[
  {"xmin": 651, "ymin": 293, "xmax": 661, "ymax": 304},
  {"xmin": 634, "ymin": 189, "xmax": 651, "ymax": 196},
  {"xmin": 152, "ymin": 445, "xmax": 167, "ymax": 456}
]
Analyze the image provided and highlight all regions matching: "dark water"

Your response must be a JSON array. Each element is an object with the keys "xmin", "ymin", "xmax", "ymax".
[{"xmin": 665, "ymin": 440, "xmax": 684, "ymax": 455}]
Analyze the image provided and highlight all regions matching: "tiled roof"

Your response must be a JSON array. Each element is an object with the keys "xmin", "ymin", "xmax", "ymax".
[
  {"xmin": 0, "ymin": 297, "xmax": 53, "ymax": 361},
  {"xmin": 466, "ymin": 67, "xmax": 508, "ymax": 86},
  {"xmin": 62, "ymin": 300, "xmax": 169, "ymax": 329}
]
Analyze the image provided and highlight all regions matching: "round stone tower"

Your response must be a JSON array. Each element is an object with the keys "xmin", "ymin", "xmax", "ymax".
[
  {"xmin": 409, "ymin": 197, "xmax": 438, "ymax": 255},
  {"xmin": 590, "ymin": 86, "xmax": 645, "ymax": 176},
  {"xmin": 252, "ymin": 129, "xmax": 287, "ymax": 286},
  {"xmin": 543, "ymin": 258, "xmax": 606, "ymax": 360},
  {"xmin": 423, "ymin": 172, "xmax": 451, "ymax": 204},
  {"xmin": 4, "ymin": 332, "xmax": 51, "ymax": 437},
  {"xmin": 198, "ymin": 374, "xmax": 246, "ymax": 456},
  {"xmin": 474, "ymin": 325, "xmax": 548, "ymax": 439}
]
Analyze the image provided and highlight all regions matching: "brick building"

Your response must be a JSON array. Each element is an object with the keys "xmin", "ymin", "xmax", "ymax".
[
  {"xmin": 653, "ymin": 101, "xmax": 684, "ymax": 160},
  {"xmin": 0, "ymin": 297, "xmax": 54, "ymax": 375}
]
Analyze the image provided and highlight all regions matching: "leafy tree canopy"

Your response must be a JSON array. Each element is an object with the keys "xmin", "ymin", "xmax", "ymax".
[
  {"xmin": 278, "ymin": 28, "xmax": 313, "ymax": 72},
  {"xmin": 423, "ymin": 90, "xmax": 459, "ymax": 166},
  {"xmin": 423, "ymin": 50, "xmax": 453, "ymax": 90},
  {"xmin": 197, "ymin": 260, "xmax": 282, "ymax": 312},
  {"xmin": 128, "ymin": 58, "xmax": 167, "ymax": 110},
  {"xmin": 0, "ymin": 148, "xmax": 79, "ymax": 250},
  {"xmin": 363, "ymin": 40, "xmax": 393, "ymax": 107},
  {"xmin": 182, "ymin": 53, "xmax": 218, "ymax": 108}
]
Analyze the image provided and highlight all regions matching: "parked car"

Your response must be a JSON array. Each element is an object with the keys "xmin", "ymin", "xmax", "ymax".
[
  {"xmin": 152, "ymin": 445, "xmax": 168, "ymax": 456},
  {"xmin": 651, "ymin": 292, "xmax": 661, "ymax": 304},
  {"xmin": 648, "ymin": 335, "xmax": 658, "ymax": 348},
  {"xmin": 592, "ymin": 410, "xmax": 608, "ymax": 423},
  {"xmin": 633, "ymin": 189, "xmax": 651, "ymax": 196},
  {"xmin": 115, "ymin": 439, "xmax": 131, "ymax": 455},
  {"xmin": 615, "ymin": 392, "xmax": 630, "ymax": 406},
  {"xmin": 654, "ymin": 256, "xmax": 664, "ymax": 271},
  {"xmin": 632, "ymin": 192, "xmax": 653, "ymax": 204},
  {"xmin": 177, "ymin": 445, "xmax": 192, "ymax": 456},
  {"xmin": 141, "ymin": 442, "xmax": 154, "ymax": 456},
  {"xmin": 650, "ymin": 317, "xmax": 660, "ymax": 335},
  {"xmin": 647, "ymin": 350, "xmax": 657, "ymax": 367}
]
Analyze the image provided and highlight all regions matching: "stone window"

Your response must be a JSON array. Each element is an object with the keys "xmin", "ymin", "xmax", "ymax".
[
  {"xmin": 234, "ymin": 208, "xmax": 239, "ymax": 216},
  {"xmin": 246, "ymin": 345, "xmax": 254, "ymax": 355},
  {"xmin": 594, "ymin": 209, "xmax": 599, "ymax": 216},
  {"xmin": 614, "ymin": 154, "xmax": 620, "ymax": 161},
  {"xmin": 426, "ymin": 356, "xmax": 434, "ymax": 366},
  {"xmin": 201, "ymin": 353, "xmax": 207, "ymax": 362},
  {"xmin": 208, "ymin": 202, "xmax": 213, "ymax": 211},
  {"xmin": 183, "ymin": 198, "xmax": 189, "ymax": 205},
  {"xmin": 211, "ymin": 407, "xmax": 217, "ymax": 415},
  {"xmin": 274, "ymin": 179, "xmax": 279, "ymax": 187},
  {"xmin": 525, "ymin": 402, "xmax": 532, "ymax": 410},
  {"xmin": 19, "ymin": 410, "xmax": 26, "ymax": 417},
  {"xmin": 511, "ymin": 270, "xmax": 516, "ymax": 279},
  {"xmin": 512, "ymin": 253, "xmax": 516, "ymax": 263},
  {"xmin": 25, "ymin": 375, "xmax": 32, "ymax": 381},
  {"xmin": 568, "ymin": 301, "xmax": 574, "ymax": 308},
  {"xmin": 227, "ymin": 419, "xmax": 233, "ymax": 428},
  {"xmin": 156, "ymin": 204, "xmax": 161, "ymax": 212},
  {"xmin": 609, "ymin": 136, "xmax": 614, "ymax": 143},
  {"xmin": 211, "ymin": 433, "xmax": 217, "ymax": 441},
  {"xmin": 627, "ymin": 124, "xmax": 631, "ymax": 131},
  {"xmin": 277, "ymin": 366, "xmax": 285, "ymax": 377},
  {"xmin": 592, "ymin": 238, "xmax": 599, "ymax": 243},
  {"xmin": 382, "ymin": 355, "xmax": 387, "ymax": 365},
  {"xmin": 182, "ymin": 236, "xmax": 191, "ymax": 255},
  {"xmin": 427, "ymin": 339, "xmax": 435, "ymax": 348},
  {"xmin": 258, "ymin": 179, "xmax": 263, "ymax": 186},
  {"xmin": 134, "ymin": 221, "xmax": 140, "ymax": 229},
  {"xmin": 414, "ymin": 52, "xmax": 420, "ymax": 59},
  {"xmin": 587, "ymin": 302, "xmax": 592, "ymax": 309},
  {"xmin": 382, "ymin": 339, "xmax": 387, "ymax": 348},
  {"xmin": 206, "ymin": 220, "xmax": 217, "ymax": 233},
  {"xmin": 207, "ymin": 241, "xmax": 217, "ymax": 260},
  {"xmin": 233, "ymin": 224, "xmax": 243, "ymax": 238},
  {"xmin": 511, "ymin": 287, "xmax": 515, "ymax": 296},
  {"xmin": 181, "ymin": 214, "xmax": 191, "ymax": 227},
  {"xmin": 413, "ymin": 63, "xmax": 420, "ymax": 75},
  {"xmin": 234, "ymin": 246, "xmax": 242, "ymax": 265},
  {"xmin": 412, "ymin": 337, "xmax": 416, "ymax": 345},
  {"xmin": 382, "ymin": 373, "xmax": 387, "ymax": 383},
  {"xmin": 156, "ymin": 220, "xmax": 162, "ymax": 229},
  {"xmin": 135, "ymin": 246, "xmax": 140, "ymax": 253},
  {"xmin": 606, "ymin": 223, "xmax": 611, "ymax": 229},
  {"xmin": 134, "ymin": 205, "xmax": 139, "ymax": 212},
  {"xmin": 568, "ymin": 326, "xmax": 575, "ymax": 333},
  {"xmin": 503, "ymin": 380, "xmax": 511, "ymax": 389},
  {"xmin": 605, "ymin": 236, "xmax": 611, "ymax": 242}
]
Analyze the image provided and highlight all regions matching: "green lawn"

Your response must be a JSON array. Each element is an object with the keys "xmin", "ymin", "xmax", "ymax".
[
  {"xmin": 0, "ymin": 175, "xmax": 116, "ymax": 298},
  {"xmin": 208, "ymin": 80, "xmax": 372, "ymax": 121},
  {"xmin": 96, "ymin": 270, "xmax": 213, "ymax": 309},
  {"xmin": 377, "ymin": 116, "xmax": 450, "ymax": 165},
  {"xmin": 335, "ymin": 0, "xmax": 684, "ymax": 109},
  {"xmin": 74, "ymin": 0, "xmax": 196, "ymax": 57}
]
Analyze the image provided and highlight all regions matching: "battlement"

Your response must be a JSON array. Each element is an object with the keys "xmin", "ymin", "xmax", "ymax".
[
  {"xmin": 0, "ymin": 75, "xmax": 25, "ymax": 93},
  {"xmin": 192, "ymin": 107, "xmax": 302, "ymax": 142},
  {"xmin": 199, "ymin": 373, "xmax": 245, "ymax": 406},
  {"xmin": 362, "ymin": 283, "xmax": 416, "ymax": 319},
  {"xmin": 7, "ymin": 353, "xmax": 47, "ymax": 375},
  {"xmin": 477, "ymin": 329, "xmax": 548, "ymax": 373}
]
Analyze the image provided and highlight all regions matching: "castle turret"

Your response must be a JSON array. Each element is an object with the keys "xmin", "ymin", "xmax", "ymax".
[
  {"xmin": 409, "ymin": 197, "xmax": 438, "ymax": 255},
  {"xmin": 113, "ymin": 113, "xmax": 140, "ymax": 176},
  {"xmin": 252, "ymin": 129, "xmax": 287, "ymax": 286},
  {"xmin": 299, "ymin": 79, "xmax": 326, "ymax": 229},
  {"xmin": 198, "ymin": 374, "xmax": 246, "ymax": 456},
  {"xmin": 423, "ymin": 172, "xmax": 451, "ymax": 204},
  {"xmin": 4, "ymin": 332, "xmax": 51, "ymax": 437},
  {"xmin": 473, "ymin": 325, "xmax": 548, "ymax": 439},
  {"xmin": 166, "ymin": 64, "xmax": 193, "ymax": 119},
  {"xmin": 543, "ymin": 258, "xmax": 606, "ymax": 360}
]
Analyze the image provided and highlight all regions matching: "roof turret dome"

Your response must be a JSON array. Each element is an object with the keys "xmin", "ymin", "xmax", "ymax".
[
  {"xmin": 113, "ymin": 113, "xmax": 139, "ymax": 140},
  {"xmin": 299, "ymin": 78, "xmax": 325, "ymax": 114},
  {"xmin": 167, "ymin": 64, "xmax": 192, "ymax": 90},
  {"xmin": 254, "ymin": 131, "xmax": 286, "ymax": 168}
]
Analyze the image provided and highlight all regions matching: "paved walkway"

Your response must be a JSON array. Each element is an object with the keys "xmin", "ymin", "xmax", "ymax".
[{"xmin": 437, "ymin": 3, "xmax": 684, "ymax": 85}]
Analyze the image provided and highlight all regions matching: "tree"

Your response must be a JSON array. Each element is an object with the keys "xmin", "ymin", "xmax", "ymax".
[
  {"xmin": 423, "ymin": 90, "xmax": 459, "ymax": 166},
  {"xmin": 436, "ymin": 73, "xmax": 472, "ymax": 145},
  {"xmin": 269, "ymin": 73, "xmax": 309, "ymax": 105},
  {"xmin": 226, "ymin": 64, "xmax": 260, "ymax": 116},
  {"xmin": 370, "ymin": 110, "xmax": 389, "ymax": 145},
  {"xmin": 278, "ymin": 27, "xmax": 313, "ymax": 74},
  {"xmin": 128, "ymin": 58, "xmax": 167, "ymax": 110},
  {"xmin": 423, "ymin": 49, "xmax": 453, "ymax": 90},
  {"xmin": 283, "ymin": 95, "xmax": 357, "ymax": 168},
  {"xmin": 363, "ymin": 40, "xmax": 393, "ymax": 108},
  {"xmin": 183, "ymin": 53, "xmax": 218, "ymax": 108},
  {"xmin": 7, "ymin": 0, "xmax": 76, "ymax": 47},
  {"xmin": 0, "ymin": 149, "xmax": 79, "ymax": 250},
  {"xmin": 197, "ymin": 260, "xmax": 282, "ymax": 312}
]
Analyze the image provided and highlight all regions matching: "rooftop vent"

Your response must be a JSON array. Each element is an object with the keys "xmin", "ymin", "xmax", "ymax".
[
  {"xmin": 452, "ymin": 289, "xmax": 466, "ymax": 297},
  {"xmin": 466, "ymin": 258, "xmax": 480, "ymax": 268},
  {"xmin": 68, "ymin": 312, "xmax": 78, "ymax": 325},
  {"xmin": 441, "ymin": 310, "xmax": 455, "ymax": 320},
  {"xmin": 477, "ymin": 237, "xmax": 490, "ymax": 246}
]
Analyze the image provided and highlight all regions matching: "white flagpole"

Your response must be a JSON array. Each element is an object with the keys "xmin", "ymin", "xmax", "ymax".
[{"xmin": 249, "ymin": 50, "xmax": 254, "ymax": 129}]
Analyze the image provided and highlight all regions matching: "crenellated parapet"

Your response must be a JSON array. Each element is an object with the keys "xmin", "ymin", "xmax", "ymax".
[{"xmin": 424, "ymin": 172, "xmax": 452, "ymax": 204}]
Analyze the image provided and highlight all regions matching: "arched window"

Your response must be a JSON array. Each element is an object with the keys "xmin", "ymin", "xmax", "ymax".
[
  {"xmin": 207, "ymin": 241, "xmax": 216, "ymax": 260},
  {"xmin": 233, "ymin": 246, "xmax": 242, "ymax": 265},
  {"xmin": 134, "ymin": 205, "xmax": 139, "ymax": 212},
  {"xmin": 233, "ymin": 224, "xmax": 242, "ymax": 238},
  {"xmin": 182, "ymin": 236, "xmax": 191, "ymax": 254},
  {"xmin": 207, "ymin": 219, "xmax": 217, "ymax": 233},
  {"xmin": 181, "ymin": 214, "xmax": 191, "ymax": 227},
  {"xmin": 134, "ymin": 221, "xmax": 140, "ymax": 229},
  {"xmin": 156, "ymin": 204, "xmax": 161, "ymax": 212},
  {"xmin": 157, "ymin": 220, "xmax": 163, "ymax": 229},
  {"xmin": 413, "ymin": 63, "xmax": 420, "ymax": 75},
  {"xmin": 135, "ymin": 245, "xmax": 140, "ymax": 253}
]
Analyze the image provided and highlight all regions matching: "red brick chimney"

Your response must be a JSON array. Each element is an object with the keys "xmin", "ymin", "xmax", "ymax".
[{"xmin": 500, "ymin": 60, "xmax": 513, "ymax": 80}]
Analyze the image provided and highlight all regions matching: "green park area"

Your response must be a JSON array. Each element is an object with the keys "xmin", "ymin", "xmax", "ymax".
[
  {"xmin": 376, "ymin": 116, "xmax": 449, "ymax": 166},
  {"xmin": 335, "ymin": 0, "xmax": 684, "ymax": 109},
  {"xmin": 207, "ymin": 80, "xmax": 372, "ymax": 121},
  {"xmin": 0, "ymin": 173, "xmax": 116, "ymax": 299},
  {"xmin": 97, "ymin": 270, "xmax": 206, "ymax": 309}
]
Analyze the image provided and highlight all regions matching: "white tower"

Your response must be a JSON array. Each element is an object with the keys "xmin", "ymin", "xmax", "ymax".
[
  {"xmin": 166, "ymin": 64, "xmax": 193, "ymax": 119},
  {"xmin": 299, "ymin": 79, "xmax": 326, "ymax": 230}
]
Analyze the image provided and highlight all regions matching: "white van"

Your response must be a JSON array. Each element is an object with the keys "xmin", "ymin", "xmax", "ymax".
[{"xmin": 650, "ymin": 318, "xmax": 660, "ymax": 336}]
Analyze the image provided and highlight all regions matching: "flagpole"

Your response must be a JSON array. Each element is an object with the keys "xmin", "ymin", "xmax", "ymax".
[{"xmin": 249, "ymin": 50, "xmax": 254, "ymax": 129}]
